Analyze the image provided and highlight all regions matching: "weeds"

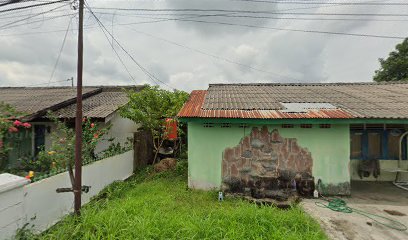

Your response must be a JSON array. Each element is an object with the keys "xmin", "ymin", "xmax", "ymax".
[{"xmin": 34, "ymin": 160, "xmax": 326, "ymax": 240}]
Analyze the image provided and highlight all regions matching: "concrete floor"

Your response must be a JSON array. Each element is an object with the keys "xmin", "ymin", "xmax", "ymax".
[{"xmin": 302, "ymin": 181, "xmax": 408, "ymax": 240}]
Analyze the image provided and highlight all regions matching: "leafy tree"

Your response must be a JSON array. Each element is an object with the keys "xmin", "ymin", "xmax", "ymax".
[
  {"xmin": 374, "ymin": 38, "xmax": 408, "ymax": 82},
  {"xmin": 120, "ymin": 85, "xmax": 189, "ymax": 162}
]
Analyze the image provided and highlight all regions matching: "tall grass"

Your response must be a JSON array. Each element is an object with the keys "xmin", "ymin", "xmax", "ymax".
[{"xmin": 35, "ymin": 161, "xmax": 326, "ymax": 240}]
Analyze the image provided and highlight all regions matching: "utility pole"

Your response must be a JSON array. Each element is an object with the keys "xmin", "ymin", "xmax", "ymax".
[{"xmin": 74, "ymin": 0, "xmax": 84, "ymax": 215}]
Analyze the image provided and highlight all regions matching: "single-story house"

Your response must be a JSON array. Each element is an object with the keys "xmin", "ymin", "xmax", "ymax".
[
  {"xmin": 178, "ymin": 82, "xmax": 408, "ymax": 195},
  {"xmin": 0, "ymin": 86, "xmax": 142, "ymax": 168}
]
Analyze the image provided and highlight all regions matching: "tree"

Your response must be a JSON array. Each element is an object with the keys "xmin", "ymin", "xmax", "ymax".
[
  {"xmin": 374, "ymin": 38, "xmax": 408, "ymax": 82},
  {"xmin": 120, "ymin": 85, "xmax": 189, "ymax": 162}
]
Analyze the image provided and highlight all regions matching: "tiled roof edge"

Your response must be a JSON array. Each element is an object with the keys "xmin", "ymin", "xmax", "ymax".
[{"xmin": 23, "ymin": 88, "xmax": 103, "ymax": 121}]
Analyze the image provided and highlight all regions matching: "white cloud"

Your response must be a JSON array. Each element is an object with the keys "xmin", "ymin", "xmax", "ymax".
[{"xmin": 0, "ymin": 0, "xmax": 406, "ymax": 92}]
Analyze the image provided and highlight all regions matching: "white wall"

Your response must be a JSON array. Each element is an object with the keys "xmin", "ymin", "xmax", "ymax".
[
  {"xmin": 0, "ymin": 150, "xmax": 134, "ymax": 239},
  {"xmin": 95, "ymin": 113, "xmax": 139, "ymax": 154},
  {"xmin": 0, "ymin": 174, "xmax": 29, "ymax": 239}
]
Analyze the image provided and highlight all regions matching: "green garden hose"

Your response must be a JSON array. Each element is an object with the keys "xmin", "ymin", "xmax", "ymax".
[{"xmin": 315, "ymin": 198, "xmax": 407, "ymax": 231}]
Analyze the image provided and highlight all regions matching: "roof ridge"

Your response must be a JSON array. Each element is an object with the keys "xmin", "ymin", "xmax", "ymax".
[{"xmin": 208, "ymin": 81, "xmax": 408, "ymax": 87}]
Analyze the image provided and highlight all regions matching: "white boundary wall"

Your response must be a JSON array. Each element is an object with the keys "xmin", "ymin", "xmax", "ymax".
[{"xmin": 0, "ymin": 150, "xmax": 134, "ymax": 240}]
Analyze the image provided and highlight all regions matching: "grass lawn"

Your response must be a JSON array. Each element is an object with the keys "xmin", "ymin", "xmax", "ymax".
[{"xmin": 31, "ymin": 161, "xmax": 326, "ymax": 240}]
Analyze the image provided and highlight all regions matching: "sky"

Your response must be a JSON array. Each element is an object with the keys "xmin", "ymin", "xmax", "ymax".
[{"xmin": 0, "ymin": 0, "xmax": 407, "ymax": 92}]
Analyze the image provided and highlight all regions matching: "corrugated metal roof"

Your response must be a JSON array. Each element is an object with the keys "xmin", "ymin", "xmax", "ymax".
[
  {"xmin": 178, "ymin": 90, "xmax": 354, "ymax": 119},
  {"xmin": 280, "ymin": 102, "xmax": 337, "ymax": 113},
  {"xmin": 178, "ymin": 82, "xmax": 408, "ymax": 119}
]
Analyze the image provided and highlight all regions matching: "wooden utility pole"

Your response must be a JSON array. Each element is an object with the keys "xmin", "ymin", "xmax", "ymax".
[{"xmin": 74, "ymin": 0, "xmax": 84, "ymax": 215}]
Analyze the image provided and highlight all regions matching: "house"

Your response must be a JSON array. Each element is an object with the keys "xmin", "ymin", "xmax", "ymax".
[
  {"xmin": 0, "ymin": 86, "xmax": 142, "ymax": 168},
  {"xmin": 178, "ymin": 82, "xmax": 408, "ymax": 195}
]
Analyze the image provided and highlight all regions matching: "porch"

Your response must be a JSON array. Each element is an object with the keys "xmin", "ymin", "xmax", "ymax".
[{"xmin": 303, "ymin": 181, "xmax": 408, "ymax": 240}]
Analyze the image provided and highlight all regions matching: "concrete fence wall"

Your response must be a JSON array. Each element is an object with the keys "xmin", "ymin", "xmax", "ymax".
[{"xmin": 0, "ymin": 150, "xmax": 134, "ymax": 240}]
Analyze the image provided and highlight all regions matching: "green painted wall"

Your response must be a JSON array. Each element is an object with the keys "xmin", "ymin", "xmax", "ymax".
[{"xmin": 187, "ymin": 122, "xmax": 350, "ymax": 190}]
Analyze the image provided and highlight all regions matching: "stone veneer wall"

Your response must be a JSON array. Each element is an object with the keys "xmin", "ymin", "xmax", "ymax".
[{"xmin": 222, "ymin": 126, "xmax": 313, "ymax": 193}]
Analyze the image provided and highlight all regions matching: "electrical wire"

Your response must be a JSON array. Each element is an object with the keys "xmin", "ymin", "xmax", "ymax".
[
  {"xmin": 48, "ymin": 14, "xmax": 74, "ymax": 86},
  {"xmin": 110, "ymin": 15, "xmax": 406, "ymax": 40},
  {"xmin": 91, "ymin": 11, "xmax": 408, "ymax": 22},
  {"xmin": 123, "ymin": 26, "xmax": 302, "ymax": 82},
  {"xmin": 0, "ymin": 12, "xmax": 75, "ymax": 30},
  {"xmin": 0, "ymin": 8, "xmax": 67, "ymax": 20},
  {"xmin": 90, "ymin": 7, "xmax": 408, "ymax": 17},
  {"xmin": 0, "ymin": 0, "xmax": 69, "ymax": 14},
  {"xmin": 25, "ymin": 78, "xmax": 71, "ymax": 87},
  {"xmin": 0, "ymin": 1, "xmax": 71, "ymax": 30},
  {"xmin": 85, "ymin": 2, "xmax": 177, "ymax": 90},
  {"xmin": 232, "ymin": 0, "xmax": 408, "ymax": 6},
  {"xmin": 92, "ymin": 10, "xmax": 136, "ymax": 83}
]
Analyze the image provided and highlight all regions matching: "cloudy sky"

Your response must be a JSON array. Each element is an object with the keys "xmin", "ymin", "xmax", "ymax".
[{"xmin": 0, "ymin": 0, "xmax": 406, "ymax": 92}]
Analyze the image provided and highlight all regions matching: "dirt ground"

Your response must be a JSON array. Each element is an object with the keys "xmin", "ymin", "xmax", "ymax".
[{"xmin": 302, "ymin": 181, "xmax": 408, "ymax": 240}]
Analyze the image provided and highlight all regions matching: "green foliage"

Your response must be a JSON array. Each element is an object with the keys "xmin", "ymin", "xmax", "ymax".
[
  {"xmin": 33, "ymin": 115, "xmax": 109, "ymax": 174},
  {"xmin": 98, "ymin": 137, "xmax": 133, "ymax": 159},
  {"xmin": 120, "ymin": 85, "xmax": 189, "ymax": 136},
  {"xmin": 0, "ymin": 102, "xmax": 29, "ymax": 170},
  {"xmin": 38, "ymin": 162, "xmax": 326, "ymax": 240},
  {"xmin": 120, "ymin": 85, "xmax": 189, "ymax": 161},
  {"xmin": 374, "ymin": 38, "xmax": 408, "ymax": 82}
]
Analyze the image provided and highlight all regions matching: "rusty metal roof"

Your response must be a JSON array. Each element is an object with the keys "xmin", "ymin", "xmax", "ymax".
[
  {"xmin": 178, "ymin": 90, "xmax": 353, "ymax": 119},
  {"xmin": 178, "ymin": 82, "xmax": 408, "ymax": 119}
]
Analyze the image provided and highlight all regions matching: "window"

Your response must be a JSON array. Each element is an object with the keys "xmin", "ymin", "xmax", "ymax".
[
  {"xmin": 220, "ymin": 123, "xmax": 232, "ymax": 128},
  {"xmin": 239, "ymin": 124, "xmax": 248, "ymax": 128},
  {"xmin": 350, "ymin": 125, "xmax": 407, "ymax": 160},
  {"xmin": 319, "ymin": 124, "xmax": 331, "ymax": 129},
  {"xmin": 350, "ymin": 132, "xmax": 362, "ymax": 159},
  {"xmin": 34, "ymin": 125, "xmax": 46, "ymax": 156},
  {"xmin": 300, "ymin": 124, "xmax": 312, "ymax": 128},
  {"xmin": 282, "ymin": 124, "xmax": 294, "ymax": 128},
  {"xmin": 203, "ymin": 123, "xmax": 214, "ymax": 128}
]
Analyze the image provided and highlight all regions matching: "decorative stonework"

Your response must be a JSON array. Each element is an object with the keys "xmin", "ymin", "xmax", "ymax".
[{"xmin": 222, "ymin": 126, "xmax": 314, "ymax": 198}]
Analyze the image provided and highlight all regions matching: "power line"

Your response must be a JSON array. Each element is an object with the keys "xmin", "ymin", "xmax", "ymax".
[
  {"xmin": 124, "ymin": 26, "xmax": 302, "ymax": 82},
  {"xmin": 0, "ymin": 8, "xmax": 68, "ymax": 20},
  {"xmin": 109, "ymin": 15, "xmax": 406, "ymax": 40},
  {"xmin": 92, "ymin": 11, "xmax": 408, "ymax": 23},
  {"xmin": 231, "ymin": 0, "xmax": 408, "ymax": 5},
  {"xmin": 85, "ymin": 2, "xmax": 177, "ymax": 90},
  {"xmin": 92, "ymin": 8, "xmax": 136, "ymax": 83},
  {"xmin": 25, "ymin": 78, "xmax": 72, "ymax": 87},
  {"xmin": 90, "ymin": 7, "xmax": 408, "ymax": 17},
  {"xmin": 0, "ymin": 10, "xmax": 74, "ymax": 30},
  {"xmin": 48, "ymin": 14, "xmax": 74, "ymax": 86},
  {"xmin": 0, "ymin": 0, "xmax": 69, "ymax": 14}
]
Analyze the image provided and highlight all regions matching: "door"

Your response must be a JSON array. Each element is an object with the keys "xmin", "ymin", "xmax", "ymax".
[{"xmin": 34, "ymin": 125, "xmax": 46, "ymax": 156}]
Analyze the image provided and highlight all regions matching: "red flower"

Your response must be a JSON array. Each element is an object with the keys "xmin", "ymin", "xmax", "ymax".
[
  {"xmin": 22, "ymin": 122, "xmax": 31, "ymax": 128},
  {"xmin": 90, "ymin": 123, "xmax": 95, "ymax": 128},
  {"xmin": 8, "ymin": 126, "xmax": 18, "ymax": 133},
  {"xmin": 93, "ymin": 133, "xmax": 99, "ymax": 139},
  {"xmin": 82, "ymin": 117, "xmax": 86, "ymax": 123},
  {"xmin": 13, "ymin": 120, "xmax": 22, "ymax": 126}
]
